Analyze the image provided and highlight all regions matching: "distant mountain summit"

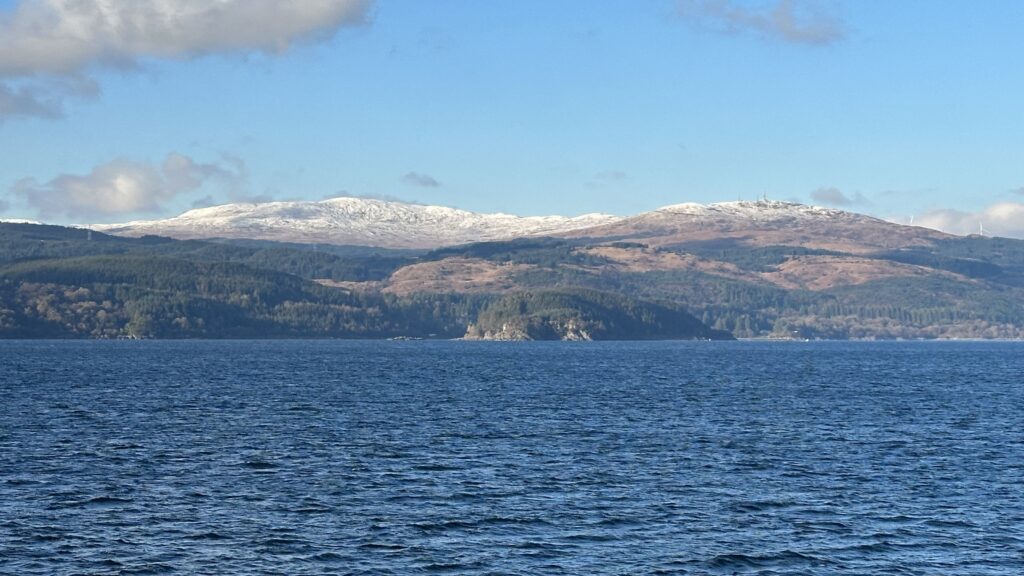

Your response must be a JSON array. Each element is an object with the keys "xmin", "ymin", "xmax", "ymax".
[
  {"xmin": 563, "ymin": 200, "xmax": 950, "ymax": 253},
  {"xmin": 92, "ymin": 197, "xmax": 621, "ymax": 249}
]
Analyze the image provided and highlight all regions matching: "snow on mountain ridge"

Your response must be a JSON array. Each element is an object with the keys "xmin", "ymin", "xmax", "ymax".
[
  {"xmin": 655, "ymin": 200, "xmax": 861, "ymax": 221},
  {"xmin": 90, "ymin": 197, "xmax": 904, "ymax": 249},
  {"xmin": 556, "ymin": 198, "xmax": 950, "ymax": 254},
  {"xmin": 0, "ymin": 219, "xmax": 43, "ymax": 225},
  {"xmin": 92, "ymin": 196, "xmax": 622, "ymax": 249}
]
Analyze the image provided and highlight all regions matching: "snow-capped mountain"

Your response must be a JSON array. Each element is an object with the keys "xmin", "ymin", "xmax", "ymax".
[
  {"xmin": 562, "ymin": 200, "xmax": 950, "ymax": 253},
  {"xmin": 654, "ymin": 200, "xmax": 855, "ymax": 221},
  {"xmin": 92, "ymin": 197, "xmax": 621, "ymax": 249},
  {"xmin": 91, "ymin": 197, "xmax": 947, "ymax": 252}
]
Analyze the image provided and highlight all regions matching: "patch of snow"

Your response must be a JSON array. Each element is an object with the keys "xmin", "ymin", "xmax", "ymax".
[
  {"xmin": 0, "ymin": 218, "xmax": 43, "ymax": 225},
  {"xmin": 655, "ymin": 200, "xmax": 854, "ymax": 221}
]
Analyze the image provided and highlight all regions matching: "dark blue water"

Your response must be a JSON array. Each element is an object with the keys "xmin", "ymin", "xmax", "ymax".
[{"xmin": 1, "ymin": 341, "xmax": 1022, "ymax": 575}]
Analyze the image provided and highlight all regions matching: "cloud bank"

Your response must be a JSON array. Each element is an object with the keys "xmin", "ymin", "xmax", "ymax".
[
  {"xmin": 911, "ymin": 202, "xmax": 1024, "ymax": 239},
  {"xmin": 12, "ymin": 153, "xmax": 246, "ymax": 219},
  {"xmin": 676, "ymin": 0, "xmax": 845, "ymax": 46},
  {"xmin": 0, "ymin": 0, "xmax": 373, "ymax": 120}
]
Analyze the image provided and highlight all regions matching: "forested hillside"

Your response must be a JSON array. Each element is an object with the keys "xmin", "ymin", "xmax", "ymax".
[
  {"xmin": 0, "ymin": 224, "xmax": 720, "ymax": 340},
  {"xmin": 415, "ymin": 237, "xmax": 1024, "ymax": 339},
  {"xmin": 465, "ymin": 289, "xmax": 730, "ymax": 341},
  {"xmin": 4, "ymin": 215, "xmax": 1024, "ymax": 339}
]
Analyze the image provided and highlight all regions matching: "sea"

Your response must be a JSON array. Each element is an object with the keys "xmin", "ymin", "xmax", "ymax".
[{"xmin": 1, "ymin": 340, "xmax": 1022, "ymax": 575}]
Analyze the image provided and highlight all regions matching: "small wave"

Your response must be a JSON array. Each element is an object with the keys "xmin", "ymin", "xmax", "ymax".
[
  {"xmin": 306, "ymin": 551, "xmax": 348, "ymax": 562},
  {"xmin": 258, "ymin": 537, "xmax": 313, "ymax": 555},
  {"xmin": 511, "ymin": 541, "xmax": 564, "ymax": 551},
  {"xmin": 831, "ymin": 541, "xmax": 897, "ymax": 553},
  {"xmin": 794, "ymin": 519, "xmax": 852, "ymax": 533},
  {"xmin": 411, "ymin": 520, "xmax": 478, "ymax": 532},
  {"xmin": 419, "ymin": 560, "xmax": 488, "ymax": 572},
  {"xmin": 292, "ymin": 505, "xmax": 333, "ymax": 514},
  {"xmin": 923, "ymin": 518, "xmax": 976, "ymax": 528},
  {"xmin": 727, "ymin": 498, "xmax": 795, "ymax": 513},
  {"xmin": 119, "ymin": 563, "xmax": 176, "ymax": 575},
  {"xmin": 107, "ymin": 441, "xmax": 144, "ymax": 450},
  {"xmin": 561, "ymin": 532, "xmax": 619, "ymax": 542},
  {"xmin": 185, "ymin": 531, "xmax": 230, "ymax": 541},
  {"xmin": 241, "ymin": 460, "xmax": 278, "ymax": 470},
  {"xmin": 509, "ymin": 541, "xmax": 569, "ymax": 559},
  {"xmin": 65, "ymin": 495, "xmax": 132, "ymax": 508},
  {"xmin": 876, "ymin": 514, "xmax": 922, "ymax": 524},
  {"xmin": 261, "ymin": 537, "xmax": 304, "ymax": 546},
  {"xmin": 706, "ymin": 550, "xmax": 833, "ymax": 571},
  {"xmin": 413, "ymin": 463, "xmax": 461, "ymax": 472},
  {"xmin": 357, "ymin": 542, "xmax": 407, "ymax": 551},
  {"xmin": 590, "ymin": 516, "xmax": 641, "ymax": 528}
]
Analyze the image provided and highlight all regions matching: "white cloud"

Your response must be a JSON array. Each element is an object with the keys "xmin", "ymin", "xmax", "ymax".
[
  {"xmin": 0, "ymin": 0, "xmax": 372, "ymax": 75},
  {"xmin": 910, "ymin": 202, "xmax": 1024, "ymax": 239},
  {"xmin": 12, "ymin": 152, "xmax": 246, "ymax": 219},
  {"xmin": 0, "ymin": 0, "xmax": 372, "ymax": 120},
  {"xmin": 676, "ymin": 0, "xmax": 845, "ymax": 46}
]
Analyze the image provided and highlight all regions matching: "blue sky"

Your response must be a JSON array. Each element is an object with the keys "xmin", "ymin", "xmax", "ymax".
[{"xmin": 1, "ymin": 0, "xmax": 1023, "ymax": 235}]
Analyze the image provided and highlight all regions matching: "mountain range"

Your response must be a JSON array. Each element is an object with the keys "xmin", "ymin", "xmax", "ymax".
[
  {"xmin": 91, "ymin": 197, "xmax": 620, "ymax": 248},
  {"xmin": 91, "ymin": 196, "xmax": 948, "ymax": 255},
  {"xmin": 3, "ymin": 197, "xmax": 1023, "ymax": 340}
]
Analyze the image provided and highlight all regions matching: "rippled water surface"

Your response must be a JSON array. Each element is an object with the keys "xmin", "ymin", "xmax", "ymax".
[{"xmin": 2, "ymin": 340, "xmax": 1023, "ymax": 575}]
